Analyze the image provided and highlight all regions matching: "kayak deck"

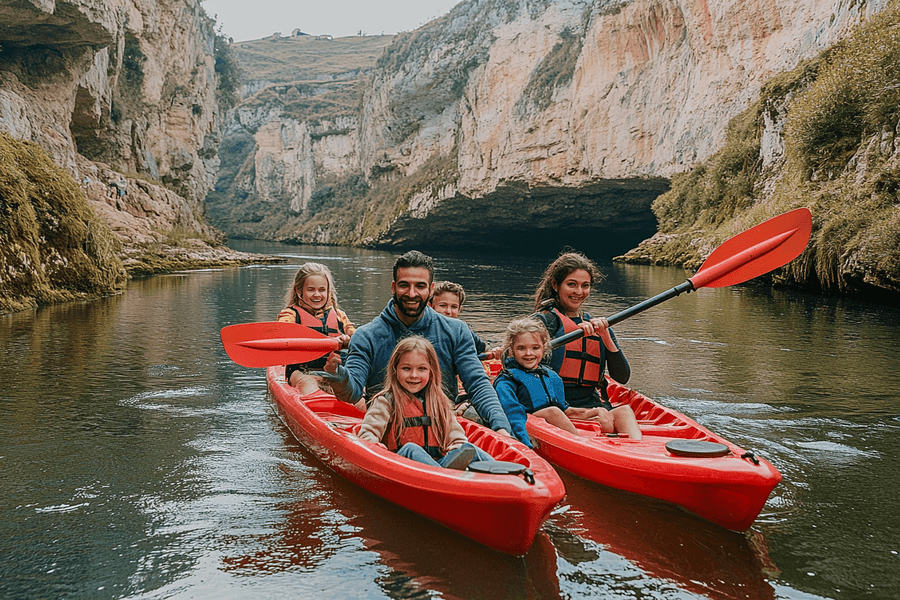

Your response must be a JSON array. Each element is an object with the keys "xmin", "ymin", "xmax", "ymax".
[
  {"xmin": 526, "ymin": 380, "xmax": 782, "ymax": 531},
  {"xmin": 266, "ymin": 367, "xmax": 566, "ymax": 555}
]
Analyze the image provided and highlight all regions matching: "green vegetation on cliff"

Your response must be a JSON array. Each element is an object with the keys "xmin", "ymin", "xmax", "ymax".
[
  {"xmin": 0, "ymin": 133, "xmax": 127, "ymax": 313},
  {"xmin": 627, "ymin": 1, "xmax": 900, "ymax": 298},
  {"xmin": 356, "ymin": 152, "xmax": 460, "ymax": 242},
  {"xmin": 215, "ymin": 32, "xmax": 243, "ymax": 111},
  {"xmin": 243, "ymin": 80, "xmax": 364, "ymax": 124},
  {"xmin": 264, "ymin": 152, "xmax": 458, "ymax": 247},
  {"xmin": 520, "ymin": 28, "xmax": 583, "ymax": 113}
]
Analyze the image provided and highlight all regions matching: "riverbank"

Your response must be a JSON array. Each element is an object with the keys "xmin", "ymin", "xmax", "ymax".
[{"xmin": 0, "ymin": 133, "xmax": 282, "ymax": 314}]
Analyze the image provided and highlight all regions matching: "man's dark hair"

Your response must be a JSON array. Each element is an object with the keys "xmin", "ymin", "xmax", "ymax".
[{"xmin": 393, "ymin": 250, "xmax": 434, "ymax": 282}]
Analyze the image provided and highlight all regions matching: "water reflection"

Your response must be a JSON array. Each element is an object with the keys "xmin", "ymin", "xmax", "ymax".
[
  {"xmin": 222, "ymin": 406, "xmax": 780, "ymax": 600},
  {"xmin": 221, "ymin": 420, "xmax": 563, "ymax": 600},
  {"xmin": 550, "ymin": 472, "xmax": 777, "ymax": 599}
]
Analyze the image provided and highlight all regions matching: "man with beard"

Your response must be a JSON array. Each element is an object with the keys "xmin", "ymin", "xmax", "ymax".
[{"xmin": 324, "ymin": 250, "xmax": 512, "ymax": 436}]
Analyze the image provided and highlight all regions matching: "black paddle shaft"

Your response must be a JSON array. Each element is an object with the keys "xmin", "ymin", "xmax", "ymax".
[
  {"xmin": 476, "ymin": 279, "xmax": 697, "ymax": 359},
  {"xmin": 549, "ymin": 279, "xmax": 696, "ymax": 349}
]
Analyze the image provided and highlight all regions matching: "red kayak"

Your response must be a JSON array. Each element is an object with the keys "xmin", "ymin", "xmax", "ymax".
[
  {"xmin": 505, "ymin": 369, "xmax": 780, "ymax": 531},
  {"xmin": 266, "ymin": 366, "xmax": 566, "ymax": 555}
]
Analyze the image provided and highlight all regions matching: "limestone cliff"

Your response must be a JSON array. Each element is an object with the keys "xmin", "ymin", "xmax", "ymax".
[
  {"xmin": 204, "ymin": 35, "xmax": 393, "ymax": 242},
  {"xmin": 209, "ymin": 0, "xmax": 888, "ymax": 258},
  {"xmin": 620, "ymin": 1, "xmax": 900, "ymax": 300},
  {"xmin": 1, "ymin": 0, "xmax": 220, "ymax": 201},
  {"xmin": 0, "ymin": 0, "xmax": 276, "ymax": 311}
]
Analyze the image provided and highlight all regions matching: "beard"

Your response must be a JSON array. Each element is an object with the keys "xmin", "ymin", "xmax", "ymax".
[{"xmin": 393, "ymin": 292, "xmax": 427, "ymax": 319}]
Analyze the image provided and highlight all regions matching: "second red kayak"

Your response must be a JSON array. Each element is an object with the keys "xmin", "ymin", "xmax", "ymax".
[{"xmin": 522, "ymin": 378, "xmax": 781, "ymax": 531}]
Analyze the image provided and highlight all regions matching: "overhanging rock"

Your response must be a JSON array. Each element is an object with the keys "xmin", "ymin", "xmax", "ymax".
[{"xmin": 378, "ymin": 178, "xmax": 669, "ymax": 257}]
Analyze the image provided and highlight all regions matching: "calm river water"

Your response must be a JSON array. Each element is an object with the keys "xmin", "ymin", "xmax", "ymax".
[{"xmin": 1, "ymin": 241, "xmax": 898, "ymax": 600}]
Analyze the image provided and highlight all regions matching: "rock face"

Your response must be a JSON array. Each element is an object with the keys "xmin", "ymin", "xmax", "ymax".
[
  {"xmin": 619, "ymin": 1, "xmax": 900, "ymax": 301},
  {"xmin": 204, "ymin": 35, "xmax": 393, "ymax": 243},
  {"xmin": 209, "ymin": 0, "xmax": 889, "ymax": 256},
  {"xmin": 0, "ymin": 0, "xmax": 248, "ymax": 265}
]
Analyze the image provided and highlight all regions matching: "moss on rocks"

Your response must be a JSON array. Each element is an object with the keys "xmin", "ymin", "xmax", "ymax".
[{"xmin": 0, "ymin": 132, "xmax": 127, "ymax": 313}]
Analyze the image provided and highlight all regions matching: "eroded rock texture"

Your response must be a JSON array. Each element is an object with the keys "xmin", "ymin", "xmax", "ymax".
[
  {"xmin": 210, "ymin": 0, "xmax": 887, "ymax": 255},
  {"xmin": 0, "ymin": 0, "xmax": 227, "ymax": 255}
]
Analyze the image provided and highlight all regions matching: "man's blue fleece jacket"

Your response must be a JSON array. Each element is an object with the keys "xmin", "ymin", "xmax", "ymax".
[{"xmin": 335, "ymin": 300, "xmax": 512, "ymax": 433}]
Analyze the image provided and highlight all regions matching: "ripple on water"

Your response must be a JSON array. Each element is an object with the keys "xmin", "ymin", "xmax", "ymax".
[
  {"xmin": 790, "ymin": 440, "xmax": 879, "ymax": 458},
  {"xmin": 658, "ymin": 395, "xmax": 788, "ymax": 416},
  {"xmin": 146, "ymin": 364, "xmax": 183, "ymax": 377},
  {"xmin": 34, "ymin": 503, "xmax": 89, "ymax": 514},
  {"xmin": 116, "ymin": 386, "xmax": 224, "ymax": 419},
  {"xmin": 688, "ymin": 339, "xmax": 728, "ymax": 347},
  {"xmin": 119, "ymin": 386, "xmax": 211, "ymax": 405},
  {"xmin": 622, "ymin": 336, "xmax": 672, "ymax": 346}
]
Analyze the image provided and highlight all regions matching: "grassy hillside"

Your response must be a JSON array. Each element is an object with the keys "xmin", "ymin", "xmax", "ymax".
[
  {"xmin": 231, "ymin": 34, "xmax": 395, "ymax": 84},
  {"xmin": 621, "ymin": 0, "xmax": 900, "ymax": 300}
]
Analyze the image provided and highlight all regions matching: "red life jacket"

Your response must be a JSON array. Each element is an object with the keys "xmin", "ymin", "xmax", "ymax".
[
  {"xmin": 553, "ymin": 307, "xmax": 603, "ymax": 387},
  {"xmin": 285, "ymin": 305, "xmax": 344, "ymax": 377},
  {"xmin": 385, "ymin": 393, "xmax": 443, "ymax": 460},
  {"xmin": 290, "ymin": 305, "xmax": 343, "ymax": 337}
]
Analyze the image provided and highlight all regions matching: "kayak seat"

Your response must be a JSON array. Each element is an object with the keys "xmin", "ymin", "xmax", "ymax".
[
  {"xmin": 571, "ymin": 420, "xmax": 605, "ymax": 433},
  {"xmin": 325, "ymin": 418, "xmax": 362, "ymax": 433},
  {"xmin": 462, "ymin": 420, "xmax": 532, "ymax": 465},
  {"xmin": 637, "ymin": 418, "xmax": 680, "ymax": 425}
]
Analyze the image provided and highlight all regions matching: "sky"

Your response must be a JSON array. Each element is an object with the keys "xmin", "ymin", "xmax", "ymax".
[{"xmin": 202, "ymin": 1, "xmax": 462, "ymax": 42}]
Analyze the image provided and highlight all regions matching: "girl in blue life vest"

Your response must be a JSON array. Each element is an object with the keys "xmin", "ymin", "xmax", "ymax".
[
  {"xmin": 277, "ymin": 262, "xmax": 355, "ymax": 395},
  {"xmin": 533, "ymin": 252, "xmax": 642, "ymax": 440},
  {"xmin": 495, "ymin": 317, "xmax": 621, "ymax": 441},
  {"xmin": 357, "ymin": 336, "xmax": 494, "ymax": 470}
]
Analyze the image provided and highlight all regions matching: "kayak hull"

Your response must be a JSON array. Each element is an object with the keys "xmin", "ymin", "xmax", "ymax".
[
  {"xmin": 267, "ymin": 367, "xmax": 566, "ymax": 555},
  {"xmin": 526, "ymin": 380, "xmax": 781, "ymax": 531}
]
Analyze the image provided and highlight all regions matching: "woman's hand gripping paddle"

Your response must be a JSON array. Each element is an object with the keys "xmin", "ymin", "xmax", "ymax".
[
  {"xmin": 514, "ymin": 207, "xmax": 813, "ymax": 354},
  {"xmin": 220, "ymin": 321, "xmax": 342, "ymax": 368}
]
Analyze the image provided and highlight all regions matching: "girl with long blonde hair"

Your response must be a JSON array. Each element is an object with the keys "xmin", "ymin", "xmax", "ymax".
[
  {"xmin": 276, "ymin": 262, "xmax": 355, "ymax": 395},
  {"xmin": 357, "ymin": 336, "xmax": 493, "ymax": 469}
]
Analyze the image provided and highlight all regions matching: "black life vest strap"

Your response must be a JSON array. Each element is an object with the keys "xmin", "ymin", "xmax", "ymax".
[
  {"xmin": 402, "ymin": 416, "xmax": 432, "ymax": 428},
  {"xmin": 563, "ymin": 349, "xmax": 602, "ymax": 364},
  {"xmin": 562, "ymin": 346, "xmax": 601, "ymax": 385}
]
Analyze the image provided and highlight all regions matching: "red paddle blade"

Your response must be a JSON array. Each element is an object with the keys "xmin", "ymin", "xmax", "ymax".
[
  {"xmin": 220, "ymin": 321, "xmax": 342, "ymax": 368},
  {"xmin": 690, "ymin": 207, "xmax": 812, "ymax": 289}
]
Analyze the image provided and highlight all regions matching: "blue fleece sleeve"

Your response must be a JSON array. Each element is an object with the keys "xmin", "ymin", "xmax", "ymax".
[
  {"xmin": 493, "ymin": 376, "xmax": 533, "ymax": 447},
  {"xmin": 470, "ymin": 329, "xmax": 487, "ymax": 354},
  {"xmin": 452, "ymin": 325, "xmax": 512, "ymax": 433},
  {"xmin": 337, "ymin": 328, "xmax": 378, "ymax": 403}
]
